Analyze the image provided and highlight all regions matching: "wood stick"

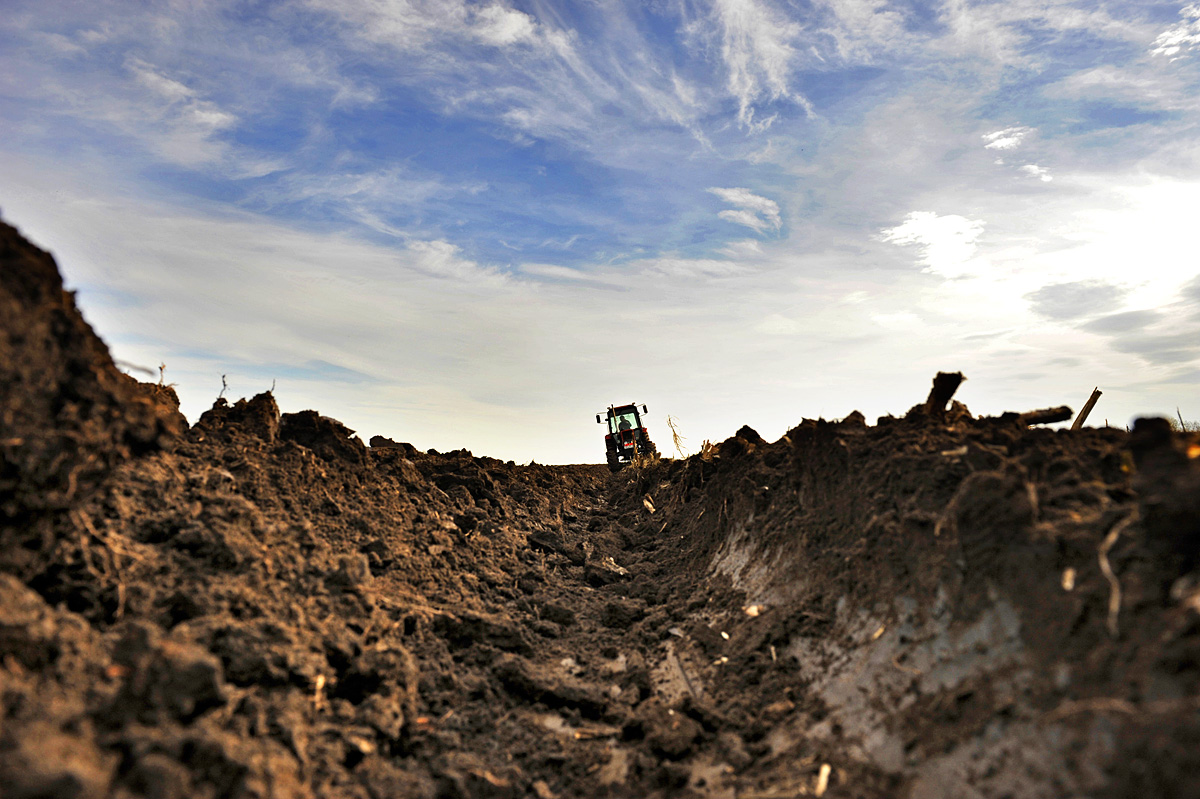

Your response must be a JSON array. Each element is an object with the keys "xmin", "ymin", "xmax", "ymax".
[
  {"xmin": 1019, "ymin": 406, "xmax": 1073, "ymax": 426},
  {"xmin": 1071, "ymin": 388, "xmax": 1102, "ymax": 430},
  {"xmin": 923, "ymin": 372, "xmax": 964, "ymax": 417}
]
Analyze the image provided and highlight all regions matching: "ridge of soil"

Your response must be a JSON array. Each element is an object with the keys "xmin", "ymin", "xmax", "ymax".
[{"xmin": 2, "ymin": 218, "xmax": 1199, "ymax": 798}]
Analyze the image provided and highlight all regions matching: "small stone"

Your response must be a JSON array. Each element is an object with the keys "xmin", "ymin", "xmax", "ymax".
[
  {"xmin": 327, "ymin": 554, "xmax": 373, "ymax": 590},
  {"xmin": 126, "ymin": 753, "xmax": 190, "ymax": 799}
]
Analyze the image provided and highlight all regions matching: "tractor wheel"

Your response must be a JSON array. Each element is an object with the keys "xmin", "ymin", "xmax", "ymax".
[{"xmin": 606, "ymin": 451, "xmax": 623, "ymax": 473}]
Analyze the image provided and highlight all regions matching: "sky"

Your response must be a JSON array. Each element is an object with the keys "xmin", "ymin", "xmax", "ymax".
[{"xmin": 3, "ymin": 0, "xmax": 1200, "ymax": 463}]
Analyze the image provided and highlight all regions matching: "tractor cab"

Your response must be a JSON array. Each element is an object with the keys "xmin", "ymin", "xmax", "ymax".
[{"xmin": 596, "ymin": 403, "xmax": 658, "ymax": 471}]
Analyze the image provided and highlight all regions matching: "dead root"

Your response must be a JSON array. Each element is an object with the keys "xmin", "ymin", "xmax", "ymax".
[
  {"xmin": 72, "ymin": 509, "xmax": 145, "ymax": 620},
  {"xmin": 1098, "ymin": 510, "xmax": 1139, "ymax": 638},
  {"xmin": 1043, "ymin": 694, "xmax": 1200, "ymax": 725},
  {"xmin": 1042, "ymin": 697, "xmax": 1137, "ymax": 724}
]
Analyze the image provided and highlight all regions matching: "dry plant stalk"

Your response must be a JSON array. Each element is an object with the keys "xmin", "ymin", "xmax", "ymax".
[
  {"xmin": 1042, "ymin": 696, "xmax": 1136, "ymax": 724},
  {"xmin": 627, "ymin": 451, "xmax": 661, "ymax": 470},
  {"xmin": 1098, "ymin": 510, "xmax": 1139, "ymax": 638},
  {"xmin": 814, "ymin": 763, "xmax": 832, "ymax": 797},
  {"xmin": 699, "ymin": 440, "xmax": 717, "ymax": 462},
  {"xmin": 154, "ymin": 362, "xmax": 178, "ymax": 396},
  {"xmin": 665, "ymin": 415, "xmax": 689, "ymax": 458},
  {"xmin": 313, "ymin": 673, "xmax": 327, "ymax": 712}
]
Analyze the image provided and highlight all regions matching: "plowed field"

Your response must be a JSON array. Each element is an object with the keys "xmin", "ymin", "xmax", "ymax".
[{"xmin": 3, "ymin": 219, "xmax": 1199, "ymax": 798}]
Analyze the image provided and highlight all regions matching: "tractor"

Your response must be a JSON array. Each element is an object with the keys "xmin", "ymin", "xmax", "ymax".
[{"xmin": 597, "ymin": 403, "xmax": 657, "ymax": 472}]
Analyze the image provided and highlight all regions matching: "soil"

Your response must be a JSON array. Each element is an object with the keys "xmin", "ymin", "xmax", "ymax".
[{"xmin": 3, "ymin": 217, "xmax": 1200, "ymax": 798}]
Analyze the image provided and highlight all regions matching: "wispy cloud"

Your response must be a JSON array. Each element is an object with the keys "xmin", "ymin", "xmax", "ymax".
[
  {"xmin": 1020, "ymin": 164, "xmax": 1053, "ymax": 182},
  {"xmin": 1152, "ymin": 5, "xmax": 1200, "ymax": 59},
  {"xmin": 471, "ymin": 4, "xmax": 540, "ymax": 46},
  {"xmin": 934, "ymin": 0, "xmax": 1150, "ymax": 67},
  {"xmin": 1026, "ymin": 280, "xmax": 1127, "ymax": 320},
  {"xmin": 119, "ymin": 56, "xmax": 241, "ymax": 167},
  {"xmin": 1044, "ymin": 66, "xmax": 1180, "ymax": 109},
  {"xmin": 983, "ymin": 127, "xmax": 1034, "ymax": 150},
  {"xmin": 1082, "ymin": 309, "xmax": 1164, "ymax": 334},
  {"xmin": 517, "ymin": 262, "xmax": 613, "ymax": 284},
  {"xmin": 716, "ymin": 209, "xmax": 770, "ymax": 233},
  {"xmin": 709, "ymin": 0, "xmax": 805, "ymax": 130},
  {"xmin": 708, "ymin": 187, "xmax": 781, "ymax": 234},
  {"xmin": 127, "ymin": 57, "xmax": 195, "ymax": 103},
  {"xmin": 304, "ymin": 0, "xmax": 711, "ymax": 153}
]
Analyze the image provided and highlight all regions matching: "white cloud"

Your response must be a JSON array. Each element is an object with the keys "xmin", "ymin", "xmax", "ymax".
[
  {"xmin": 983, "ymin": 126, "xmax": 1033, "ymax": 150},
  {"xmin": 406, "ymin": 239, "xmax": 507, "ymax": 283},
  {"xmin": 880, "ymin": 211, "xmax": 985, "ymax": 278},
  {"xmin": 710, "ymin": 0, "xmax": 805, "ymax": 129},
  {"xmin": 1152, "ymin": 4, "xmax": 1200, "ymax": 59},
  {"xmin": 518, "ymin": 262, "xmax": 610, "ymax": 283},
  {"xmin": 708, "ymin": 186, "xmax": 781, "ymax": 233},
  {"xmin": 303, "ymin": 0, "xmax": 463, "ymax": 51},
  {"xmin": 100, "ymin": 58, "xmax": 238, "ymax": 167},
  {"xmin": 300, "ymin": 0, "xmax": 717, "ymax": 160},
  {"xmin": 471, "ymin": 4, "xmax": 538, "ymax": 46},
  {"xmin": 244, "ymin": 165, "xmax": 475, "ymax": 228},
  {"xmin": 1044, "ymin": 66, "xmax": 1176, "ymax": 108},
  {"xmin": 718, "ymin": 238, "xmax": 764, "ymax": 258},
  {"xmin": 746, "ymin": 137, "xmax": 782, "ymax": 164},
  {"xmin": 127, "ymin": 57, "xmax": 195, "ymax": 102},
  {"xmin": 2, "ymin": 48, "xmax": 245, "ymax": 171},
  {"xmin": 638, "ymin": 256, "xmax": 754, "ymax": 280},
  {"xmin": 718, "ymin": 208, "xmax": 772, "ymax": 232},
  {"xmin": 1020, "ymin": 164, "xmax": 1053, "ymax": 182},
  {"xmin": 32, "ymin": 31, "xmax": 88, "ymax": 57},
  {"xmin": 935, "ymin": 0, "xmax": 1149, "ymax": 67},
  {"xmin": 812, "ymin": 0, "xmax": 909, "ymax": 63}
]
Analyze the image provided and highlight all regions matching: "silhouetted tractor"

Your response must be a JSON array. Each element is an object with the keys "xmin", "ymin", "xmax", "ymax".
[{"xmin": 597, "ymin": 403, "xmax": 657, "ymax": 472}]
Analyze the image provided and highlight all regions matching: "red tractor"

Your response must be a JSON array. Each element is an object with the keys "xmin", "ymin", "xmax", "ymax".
[{"xmin": 597, "ymin": 403, "xmax": 657, "ymax": 472}]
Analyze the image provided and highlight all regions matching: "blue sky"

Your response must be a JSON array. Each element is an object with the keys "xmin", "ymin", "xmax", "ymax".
[{"xmin": 3, "ymin": 0, "xmax": 1200, "ymax": 462}]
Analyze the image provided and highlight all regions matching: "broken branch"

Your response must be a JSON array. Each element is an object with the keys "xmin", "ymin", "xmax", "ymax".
[
  {"xmin": 1071, "ymin": 388, "xmax": 1102, "ymax": 430},
  {"xmin": 1018, "ymin": 406, "xmax": 1073, "ymax": 426},
  {"xmin": 923, "ymin": 372, "xmax": 965, "ymax": 418}
]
